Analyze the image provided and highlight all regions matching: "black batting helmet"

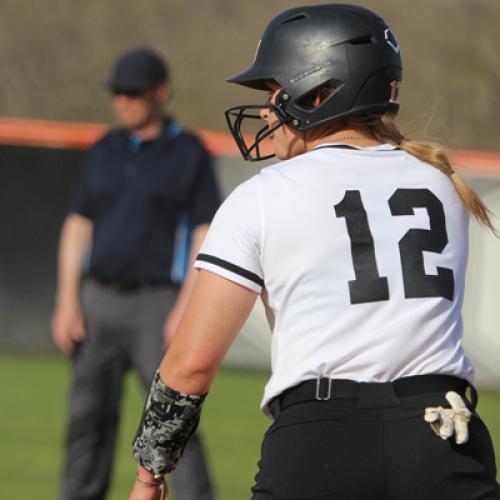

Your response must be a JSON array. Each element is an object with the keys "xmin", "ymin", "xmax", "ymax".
[{"xmin": 225, "ymin": 3, "xmax": 403, "ymax": 161}]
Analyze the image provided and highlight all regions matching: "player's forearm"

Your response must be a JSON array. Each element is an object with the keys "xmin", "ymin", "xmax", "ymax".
[
  {"xmin": 55, "ymin": 213, "xmax": 92, "ymax": 306},
  {"xmin": 160, "ymin": 270, "xmax": 257, "ymax": 395},
  {"xmin": 160, "ymin": 331, "xmax": 222, "ymax": 395}
]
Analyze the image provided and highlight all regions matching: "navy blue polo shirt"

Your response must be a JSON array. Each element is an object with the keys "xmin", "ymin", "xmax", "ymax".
[{"xmin": 69, "ymin": 118, "xmax": 221, "ymax": 284}]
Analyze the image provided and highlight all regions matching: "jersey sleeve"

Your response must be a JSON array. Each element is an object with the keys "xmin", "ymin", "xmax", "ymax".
[
  {"xmin": 194, "ymin": 176, "xmax": 264, "ymax": 293},
  {"xmin": 68, "ymin": 153, "xmax": 94, "ymax": 219}
]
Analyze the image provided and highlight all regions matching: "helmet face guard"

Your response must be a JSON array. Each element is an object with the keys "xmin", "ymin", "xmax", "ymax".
[
  {"xmin": 225, "ymin": 4, "xmax": 403, "ymax": 161},
  {"xmin": 225, "ymin": 103, "xmax": 291, "ymax": 161}
]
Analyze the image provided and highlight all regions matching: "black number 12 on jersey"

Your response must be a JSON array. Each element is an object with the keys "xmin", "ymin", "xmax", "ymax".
[{"xmin": 334, "ymin": 188, "xmax": 455, "ymax": 304}]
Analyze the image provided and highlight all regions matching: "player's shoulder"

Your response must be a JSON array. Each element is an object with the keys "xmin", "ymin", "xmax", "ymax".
[
  {"xmin": 256, "ymin": 149, "xmax": 332, "ymax": 185},
  {"xmin": 213, "ymin": 174, "xmax": 262, "ymax": 219},
  {"xmin": 260, "ymin": 145, "xmax": 364, "ymax": 171},
  {"xmin": 401, "ymin": 150, "xmax": 454, "ymax": 183},
  {"xmin": 259, "ymin": 151, "xmax": 313, "ymax": 176},
  {"xmin": 226, "ymin": 174, "xmax": 261, "ymax": 203}
]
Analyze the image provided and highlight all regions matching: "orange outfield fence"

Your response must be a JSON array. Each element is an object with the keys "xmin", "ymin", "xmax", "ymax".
[
  {"xmin": 0, "ymin": 117, "xmax": 243, "ymax": 157},
  {"xmin": 0, "ymin": 116, "xmax": 500, "ymax": 177}
]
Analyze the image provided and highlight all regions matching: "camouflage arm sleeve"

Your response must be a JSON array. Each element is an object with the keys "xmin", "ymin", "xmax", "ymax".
[{"xmin": 132, "ymin": 370, "xmax": 207, "ymax": 475}]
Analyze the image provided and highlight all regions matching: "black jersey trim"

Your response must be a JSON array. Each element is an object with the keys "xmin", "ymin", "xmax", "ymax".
[
  {"xmin": 314, "ymin": 144, "xmax": 401, "ymax": 151},
  {"xmin": 196, "ymin": 253, "xmax": 264, "ymax": 287}
]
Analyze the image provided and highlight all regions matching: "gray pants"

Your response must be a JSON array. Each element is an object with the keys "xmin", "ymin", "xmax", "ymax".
[{"xmin": 60, "ymin": 278, "xmax": 214, "ymax": 500}]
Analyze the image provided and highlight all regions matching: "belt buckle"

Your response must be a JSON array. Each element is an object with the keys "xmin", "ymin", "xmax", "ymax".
[
  {"xmin": 315, "ymin": 377, "xmax": 332, "ymax": 401},
  {"xmin": 110, "ymin": 279, "xmax": 138, "ymax": 292},
  {"xmin": 109, "ymin": 280, "xmax": 123, "ymax": 291}
]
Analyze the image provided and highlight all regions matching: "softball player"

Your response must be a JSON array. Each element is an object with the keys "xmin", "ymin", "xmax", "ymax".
[{"xmin": 129, "ymin": 4, "xmax": 500, "ymax": 499}]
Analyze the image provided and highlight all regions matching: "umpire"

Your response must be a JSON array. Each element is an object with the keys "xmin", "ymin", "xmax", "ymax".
[{"xmin": 51, "ymin": 48, "xmax": 218, "ymax": 500}]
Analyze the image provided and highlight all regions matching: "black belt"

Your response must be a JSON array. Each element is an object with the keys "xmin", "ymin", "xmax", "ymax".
[
  {"xmin": 269, "ymin": 374, "xmax": 477, "ymax": 418},
  {"xmin": 90, "ymin": 275, "xmax": 174, "ymax": 292}
]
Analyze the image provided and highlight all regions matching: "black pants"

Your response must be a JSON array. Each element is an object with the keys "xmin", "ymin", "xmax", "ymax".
[{"xmin": 252, "ymin": 378, "xmax": 499, "ymax": 500}]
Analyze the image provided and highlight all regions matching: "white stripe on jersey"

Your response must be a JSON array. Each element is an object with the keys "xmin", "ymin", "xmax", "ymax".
[{"xmin": 194, "ymin": 144, "xmax": 474, "ymax": 413}]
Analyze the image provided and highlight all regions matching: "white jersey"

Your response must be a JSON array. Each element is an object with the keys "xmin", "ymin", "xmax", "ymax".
[{"xmin": 194, "ymin": 144, "xmax": 474, "ymax": 412}]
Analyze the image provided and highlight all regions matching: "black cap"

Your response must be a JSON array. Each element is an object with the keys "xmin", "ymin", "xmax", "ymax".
[{"xmin": 107, "ymin": 48, "xmax": 169, "ymax": 92}]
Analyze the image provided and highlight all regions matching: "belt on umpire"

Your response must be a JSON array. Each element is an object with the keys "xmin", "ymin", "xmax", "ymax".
[
  {"xmin": 268, "ymin": 374, "xmax": 477, "ymax": 418},
  {"xmin": 90, "ymin": 275, "xmax": 174, "ymax": 292}
]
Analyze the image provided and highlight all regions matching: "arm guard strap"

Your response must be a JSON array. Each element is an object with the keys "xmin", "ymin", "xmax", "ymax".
[{"xmin": 132, "ymin": 371, "xmax": 206, "ymax": 475}]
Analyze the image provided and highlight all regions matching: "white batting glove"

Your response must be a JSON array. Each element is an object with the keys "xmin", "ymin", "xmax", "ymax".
[{"xmin": 424, "ymin": 391, "xmax": 471, "ymax": 444}]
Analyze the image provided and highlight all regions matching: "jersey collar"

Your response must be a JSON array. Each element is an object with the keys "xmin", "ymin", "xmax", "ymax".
[
  {"xmin": 313, "ymin": 143, "xmax": 400, "ymax": 151},
  {"xmin": 124, "ymin": 116, "xmax": 182, "ymax": 151}
]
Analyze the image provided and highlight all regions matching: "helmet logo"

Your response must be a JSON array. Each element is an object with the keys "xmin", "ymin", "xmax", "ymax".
[
  {"xmin": 384, "ymin": 28, "xmax": 400, "ymax": 54},
  {"xmin": 289, "ymin": 60, "xmax": 333, "ymax": 84},
  {"xmin": 389, "ymin": 80, "xmax": 401, "ymax": 104}
]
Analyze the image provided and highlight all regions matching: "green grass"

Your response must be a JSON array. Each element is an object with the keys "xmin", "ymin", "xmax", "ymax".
[
  {"xmin": 0, "ymin": 355, "xmax": 499, "ymax": 499},
  {"xmin": 0, "ymin": 354, "xmax": 269, "ymax": 500}
]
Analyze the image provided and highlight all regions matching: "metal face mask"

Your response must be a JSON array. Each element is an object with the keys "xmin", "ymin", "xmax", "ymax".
[{"xmin": 225, "ymin": 100, "xmax": 290, "ymax": 161}]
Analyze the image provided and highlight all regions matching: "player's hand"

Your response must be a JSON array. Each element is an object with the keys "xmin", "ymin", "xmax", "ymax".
[
  {"xmin": 51, "ymin": 301, "xmax": 86, "ymax": 354},
  {"xmin": 128, "ymin": 481, "xmax": 167, "ymax": 500},
  {"xmin": 424, "ymin": 391, "xmax": 472, "ymax": 444},
  {"xmin": 129, "ymin": 467, "xmax": 167, "ymax": 500}
]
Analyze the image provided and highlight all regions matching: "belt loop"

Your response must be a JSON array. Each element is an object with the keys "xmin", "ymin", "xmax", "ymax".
[
  {"xmin": 268, "ymin": 397, "xmax": 281, "ymax": 420},
  {"xmin": 315, "ymin": 377, "xmax": 332, "ymax": 401}
]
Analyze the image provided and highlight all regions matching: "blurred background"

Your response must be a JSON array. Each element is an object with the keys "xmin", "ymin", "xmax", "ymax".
[{"xmin": 0, "ymin": 1, "xmax": 499, "ymax": 499}]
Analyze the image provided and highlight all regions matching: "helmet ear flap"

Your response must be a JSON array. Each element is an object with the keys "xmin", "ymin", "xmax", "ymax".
[{"xmin": 354, "ymin": 69, "xmax": 402, "ymax": 116}]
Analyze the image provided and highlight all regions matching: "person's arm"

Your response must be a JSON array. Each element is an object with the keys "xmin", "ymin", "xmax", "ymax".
[
  {"xmin": 130, "ymin": 269, "xmax": 258, "ymax": 498},
  {"xmin": 162, "ymin": 223, "xmax": 209, "ymax": 345},
  {"xmin": 161, "ymin": 269, "xmax": 258, "ymax": 392},
  {"xmin": 51, "ymin": 213, "xmax": 92, "ymax": 354},
  {"xmin": 131, "ymin": 176, "xmax": 262, "ymax": 499}
]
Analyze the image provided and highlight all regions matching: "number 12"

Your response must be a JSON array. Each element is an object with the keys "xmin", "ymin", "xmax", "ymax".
[{"xmin": 334, "ymin": 188, "xmax": 455, "ymax": 304}]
